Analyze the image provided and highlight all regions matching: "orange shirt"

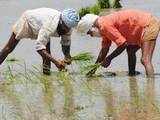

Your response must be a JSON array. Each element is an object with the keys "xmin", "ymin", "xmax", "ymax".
[{"xmin": 98, "ymin": 9, "xmax": 152, "ymax": 48}]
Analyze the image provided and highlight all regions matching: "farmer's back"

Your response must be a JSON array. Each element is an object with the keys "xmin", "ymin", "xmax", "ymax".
[{"xmin": 98, "ymin": 9, "xmax": 152, "ymax": 45}]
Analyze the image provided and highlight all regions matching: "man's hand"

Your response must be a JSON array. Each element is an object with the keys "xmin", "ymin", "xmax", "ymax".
[
  {"xmin": 101, "ymin": 42, "xmax": 127, "ymax": 68},
  {"xmin": 101, "ymin": 57, "xmax": 111, "ymax": 68},
  {"xmin": 63, "ymin": 56, "xmax": 72, "ymax": 65},
  {"xmin": 37, "ymin": 49, "xmax": 66, "ymax": 71},
  {"xmin": 56, "ymin": 60, "xmax": 66, "ymax": 71},
  {"xmin": 95, "ymin": 47, "xmax": 110, "ymax": 64},
  {"xmin": 86, "ymin": 67, "xmax": 97, "ymax": 77}
]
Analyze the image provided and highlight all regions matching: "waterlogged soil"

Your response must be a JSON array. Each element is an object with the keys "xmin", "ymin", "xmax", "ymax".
[{"xmin": 0, "ymin": 0, "xmax": 160, "ymax": 120}]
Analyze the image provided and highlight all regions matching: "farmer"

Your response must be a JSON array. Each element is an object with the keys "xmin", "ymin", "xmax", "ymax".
[
  {"xmin": 0, "ymin": 8, "xmax": 79, "ymax": 75},
  {"xmin": 77, "ymin": 9, "xmax": 160, "ymax": 77}
]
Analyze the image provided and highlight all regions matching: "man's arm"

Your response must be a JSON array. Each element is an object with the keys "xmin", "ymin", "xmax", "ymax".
[
  {"xmin": 86, "ymin": 41, "xmax": 111, "ymax": 76},
  {"xmin": 96, "ymin": 47, "xmax": 110, "ymax": 63},
  {"xmin": 96, "ymin": 37, "xmax": 112, "ymax": 63},
  {"xmin": 99, "ymin": 24, "xmax": 127, "ymax": 68},
  {"xmin": 36, "ymin": 26, "xmax": 65, "ymax": 70},
  {"xmin": 61, "ymin": 45, "xmax": 71, "ymax": 58},
  {"xmin": 43, "ymin": 41, "xmax": 51, "ymax": 75},
  {"xmin": 101, "ymin": 42, "xmax": 127, "ymax": 68},
  {"xmin": 61, "ymin": 32, "xmax": 72, "ymax": 64},
  {"xmin": 37, "ymin": 49, "xmax": 65, "ymax": 70}
]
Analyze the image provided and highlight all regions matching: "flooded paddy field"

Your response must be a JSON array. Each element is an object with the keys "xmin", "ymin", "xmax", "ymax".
[{"xmin": 0, "ymin": 0, "xmax": 160, "ymax": 120}]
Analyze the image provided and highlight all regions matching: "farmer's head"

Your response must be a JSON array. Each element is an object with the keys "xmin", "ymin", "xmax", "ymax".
[
  {"xmin": 57, "ymin": 8, "xmax": 79, "ymax": 35},
  {"xmin": 77, "ymin": 14, "xmax": 100, "ymax": 37}
]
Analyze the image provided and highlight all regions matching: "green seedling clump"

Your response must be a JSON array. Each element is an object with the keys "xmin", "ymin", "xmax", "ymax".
[
  {"xmin": 79, "ymin": 0, "xmax": 122, "ymax": 18},
  {"xmin": 71, "ymin": 52, "xmax": 94, "ymax": 62},
  {"xmin": 83, "ymin": 63, "xmax": 101, "ymax": 77},
  {"xmin": 98, "ymin": 0, "xmax": 110, "ymax": 9},
  {"xmin": 90, "ymin": 4, "xmax": 101, "ymax": 15},
  {"xmin": 79, "ymin": 7, "xmax": 90, "ymax": 18}
]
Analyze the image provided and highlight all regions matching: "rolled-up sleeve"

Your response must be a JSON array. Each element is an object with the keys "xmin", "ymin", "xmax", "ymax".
[
  {"xmin": 35, "ymin": 14, "xmax": 60, "ymax": 51},
  {"xmin": 101, "ymin": 25, "xmax": 126, "ymax": 46},
  {"xmin": 35, "ymin": 28, "xmax": 51, "ymax": 50},
  {"xmin": 60, "ymin": 31, "xmax": 72, "ymax": 46}
]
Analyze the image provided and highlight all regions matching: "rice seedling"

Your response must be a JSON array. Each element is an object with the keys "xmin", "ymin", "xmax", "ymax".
[
  {"xmin": 70, "ymin": 52, "xmax": 102, "ymax": 76},
  {"xmin": 70, "ymin": 52, "xmax": 99, "ymax": 76},
  {"xmin": 6, "ymin": 58, "xmax": 19, "ymax": 62},
  {"xmin": 1, "ymin": 55, "xmax": 160, "ymax": 120},
  {"xmin": 56, "ymin": 71, "xmax": 76, "ymax": 119},
  {"xmin": 71, "ymin": 52, "xmax": 94, "ymax": 62},
  {"xmin": 41, "ymin": 79, "xmax": 55, "ymax": 118},
  {"xmin": 85, "ymin": 63, "xmax": 101, "ymax": 77},
  {"xmin": 6, "ymin": 56, "xmax": 19, "ymax": 63},
  {"xmin": 0, "ymin": 76, "xmax": 25, "ymax": 120}
]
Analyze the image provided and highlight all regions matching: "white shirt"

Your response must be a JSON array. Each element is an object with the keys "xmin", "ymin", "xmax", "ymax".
[{"xmin": 23, "ymin": 8, "xmax": 71, "ymax": 50}]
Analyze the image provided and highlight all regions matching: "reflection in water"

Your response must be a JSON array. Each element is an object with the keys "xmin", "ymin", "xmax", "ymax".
[
  {"xmin": 118, "ymin": 77, "xmax": 160, "ymax": 120},
  {"xmin": 0, "ymin": 0, "xmax": 160, "ymax": 119},
  {"xmin": 85, "ymin": 77, "xmax": 116, "ymax": 120},
  {"xmin": 100, "ymin": 80, "xmax": 116, "ymax": 120},
  {"xmin": 1, "ymin": 67, "xmax": 160, "ymax": 119},
  {"xmin": 144, "ymin": 77, "xmax": 159, "ymax": 120},
  {"xmin": 41, "ymin": 75, "xmax": 55, "ymax": 119},
  {"xmin": 129, "ymin": 77, "xmax": 140, "ymax": 120},
  {"xmin": 58, "ymin": 72, "xmax": 75, "ymax": 120}
]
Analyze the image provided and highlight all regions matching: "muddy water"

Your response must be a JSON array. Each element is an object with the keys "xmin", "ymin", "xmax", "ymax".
[{"xmin": 0, "ymin": 0, "xmax": 160, "ymax": 120}]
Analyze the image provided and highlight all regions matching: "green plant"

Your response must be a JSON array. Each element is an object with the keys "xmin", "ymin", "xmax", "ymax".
[
  {"xmin": 112, "ymin": 0, "xmax": 122, "ymax": 8},
  {"xmin": 71, "ymin": 52, "xmax": 94, "ymax": 62},
  {"xmin": 79, "ymin": 0, "xmax": 122, "ymax": 17},
  {"xmin": 79, "ymin": 7, "xmax": 90, "ymax": 18},
  {"xmin": 80, "ymin": 63, "xmax": 101, "ymax": 76},
  {"xmin": 98, "ymin": 0, "xmax": 110, "ymax": 9},
  {"xmin": 90, "ymin": 4, "xmax": 101, "ymax": 15},
  {"xmin": 6, "ymin": 57, "xmax": 19, "ymax": 62}
]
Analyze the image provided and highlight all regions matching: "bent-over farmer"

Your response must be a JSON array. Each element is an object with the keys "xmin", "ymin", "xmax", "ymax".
[
  {"xmin": 77, "ymin": 9, "xmax": 160, "ymax": 77},
  {"xmin": 0, "ymin": 8, "xmax": 79, "ymax": 75}
]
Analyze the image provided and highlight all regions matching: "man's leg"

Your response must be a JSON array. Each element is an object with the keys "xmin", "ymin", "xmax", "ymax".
[
  {"xmin": 127, "ymin": 45, "xmax": 140, "ymax": 76},
  {"xmin": 43, "ymin": 41, "xmax": 51, "ymax": 75},
  {"xmin": 141, "ymin": 40, "xmax": 156, "ymax": 77},
  {"xmin": 0, "ymin": 32, "xmax": 20, "ymax": 65}
]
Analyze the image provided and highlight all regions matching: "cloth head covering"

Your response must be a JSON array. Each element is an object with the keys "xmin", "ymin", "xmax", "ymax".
[
  {"xmin": 77, "ymin": 14, "xmax": 99, "ymax": 33},
  {"xmin": 61, "ymin": 8, "xmax": 79, "ymax": 28}
]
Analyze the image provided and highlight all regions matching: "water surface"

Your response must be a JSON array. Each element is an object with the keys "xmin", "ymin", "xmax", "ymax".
[{"xmin": 0, "ymin": 0, "xmax": 160, "ymax": 120}]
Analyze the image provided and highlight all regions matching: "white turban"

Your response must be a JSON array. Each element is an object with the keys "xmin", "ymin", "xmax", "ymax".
[{"xmin": 77, "ymin": 14, "xmax": 99, "ymax": 34}]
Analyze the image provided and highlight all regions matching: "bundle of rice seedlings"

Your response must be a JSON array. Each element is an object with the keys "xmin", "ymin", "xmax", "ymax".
[
  {"xmin": 84, "ymin": 63, "xmax": 101, "ymax": 77},
  {"xmin": 71, "ymin": 52, "xmax": 94, "ymax": 62}
]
